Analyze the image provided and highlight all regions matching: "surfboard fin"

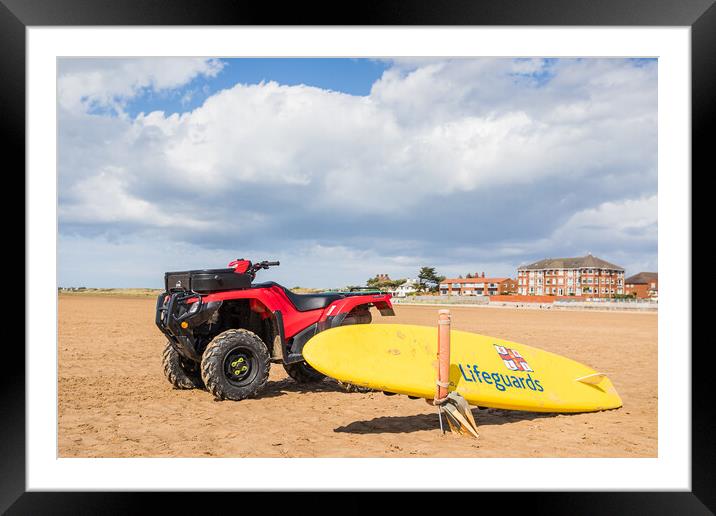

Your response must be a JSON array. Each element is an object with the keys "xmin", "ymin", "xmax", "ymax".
[
  {"xmin": 438, "ymin": 392, "xmax": 479, "ymax": 439},
  {"xmin": 576, "ymin": 372, "xmax": 608, "ymax": 385},
  {"xmin": 577, "ymin": 373, "xmax": 607, "ymax": 392}
]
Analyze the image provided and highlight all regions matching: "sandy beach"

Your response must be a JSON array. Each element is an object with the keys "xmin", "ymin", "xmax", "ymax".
[{"xmin": 58, "ymin": 295, "xmax": 657, "ymax": 457}]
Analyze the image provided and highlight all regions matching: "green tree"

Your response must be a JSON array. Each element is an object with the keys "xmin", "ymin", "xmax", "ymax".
[
  {"xmin": 417, "ymin": 267, "xmax": 445, "ymax": 293},
  {"xmin": 366, "ymin": 276, "xmax": 380, "ymax": 287},
  {"xmin": 366, "ymin": 276, "xmax": 408, "ymax": 290}
]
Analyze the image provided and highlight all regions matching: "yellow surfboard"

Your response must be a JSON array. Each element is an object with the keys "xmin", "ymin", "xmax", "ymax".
[{"xmin": 303, "ymin": 324, "xmax": 622, "ymax": 413}]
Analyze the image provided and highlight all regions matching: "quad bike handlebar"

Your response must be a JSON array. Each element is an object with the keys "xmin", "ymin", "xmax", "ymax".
[
  {"xmin": 239, "ymin": 259, "xmax": 280, "ymax": 280},
  {"xmin": 251, "ymin": 260, "xmax": 280, "ymax": 272}
]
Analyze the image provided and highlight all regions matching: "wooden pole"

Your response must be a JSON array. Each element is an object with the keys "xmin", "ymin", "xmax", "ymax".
[{"xmin": 436, "ymin": 309, "xmax": 451, "ymax": 402}]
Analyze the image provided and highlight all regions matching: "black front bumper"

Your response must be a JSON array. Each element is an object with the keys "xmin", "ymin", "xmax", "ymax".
[{"xmin": 155, "ymin": 292, "xmax": 222, "ymax": 361}]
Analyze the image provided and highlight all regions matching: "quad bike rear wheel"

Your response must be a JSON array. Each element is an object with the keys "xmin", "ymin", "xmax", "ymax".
[
  {"xmin": 162, "ymin": 341, "xmax": 204, "ymax": 389},
  {"xmin": 342, "ymin": 308, "xmax": 372, "ymax": 325},
  {"xmin": 337, "ymin": 380, "xmax": 374, "ymax": 393},
  {"xmin": 337, "ymin": 307, "xmax": 374, "ymax": 393},
  {"xmin": 283, "ymin": 361, "xmax": 325, "ymax": 383},
  {"xmin": 201, "ymin": 329, "xmax": 270, "ymax": 401}
]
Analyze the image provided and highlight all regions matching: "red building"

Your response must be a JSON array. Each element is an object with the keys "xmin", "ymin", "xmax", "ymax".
[
  {"xmin": 439, "ymin": 273, "xmax": 517, "ymax": 296},
  {"xmin": 516, "ymin": 254, "xmax": 625, "ymax": 298},
  {"xmin": 624, "ymin": 272, "xmax": 658, "ymax": 299}
]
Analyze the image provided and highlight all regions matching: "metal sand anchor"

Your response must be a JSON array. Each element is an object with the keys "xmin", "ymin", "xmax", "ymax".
[{"xmin": 428, "ymin": 309, "xmax": 480, "ymax": 439}]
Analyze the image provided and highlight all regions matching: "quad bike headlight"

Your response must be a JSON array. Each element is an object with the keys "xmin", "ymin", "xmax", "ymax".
[{"xmin": 187, "ymin": 301, "xmax": 200, "ymax": 315}]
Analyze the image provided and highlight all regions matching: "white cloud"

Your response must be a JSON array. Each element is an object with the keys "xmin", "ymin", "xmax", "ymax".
[
  {"xmin": 479, "ymin": 194, "xmax": 659, "ymax": 274},
  {"xmin": 58, "ymin": 57, "xmax": 224, "ymax": 114},
  {"xmin": 58, "ymin": 234, "xmax": 427, "ymax": 289},
  {"xmin": 83, "ymin": 58, "xmax": 654, "ymax": 214},
  {"xmin": 58, "ymin": 166, "xmax": 210, "ymax": 229},
  {"xmin": 551, "ymin": 195, "xmax": 658, "ymax": 248},
  {"xmin": 58, "ymin": 58, "xmax": 658, "ymax": 286}
]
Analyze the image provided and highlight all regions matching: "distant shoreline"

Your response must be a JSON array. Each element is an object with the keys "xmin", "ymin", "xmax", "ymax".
[
  {"xmin": 58, "ymin": 288, "xmax": 162, "ymax": 298},
  {"xmin": 57, "ymin": 287, "xmax": 324, "ymax": 298},
  {"xmin": 392, "ymin": 301, "xmax": 657, "ymax": 313}
]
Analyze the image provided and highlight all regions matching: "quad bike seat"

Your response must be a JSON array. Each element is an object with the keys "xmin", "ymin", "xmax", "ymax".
[
  {"xmin": 283, "ymin": 290, "xmax": 345, "ymax": 312},
  {"xmin": 254, "ymin": 282, "xmax": 345, "ymax": 312}
]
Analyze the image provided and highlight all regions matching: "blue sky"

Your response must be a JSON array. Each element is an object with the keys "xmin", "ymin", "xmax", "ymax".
[{"xmin": 58, "ymin": 57, "xmax": 657, "ymax": 288}]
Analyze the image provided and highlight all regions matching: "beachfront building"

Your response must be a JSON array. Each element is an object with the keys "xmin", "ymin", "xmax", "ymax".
[
  {"xmin": 389, "ymin": 278, "xmax": 420, "ymax": 298},
  {"xmin": 516, "ymin": 254, "xmax": 625, "ymax": 298},
  {"xmin": 624, "ymin": 272, "xmax": 658, "ymax": 299},
  {"xmin": 439, "ymin": 274, "xmax": 517, "ymax": 297}
]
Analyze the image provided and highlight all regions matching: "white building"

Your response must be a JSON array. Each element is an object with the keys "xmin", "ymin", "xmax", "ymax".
[{"xmin": 389, "ymin": 278, "xmax": 419, "ymax": 297}]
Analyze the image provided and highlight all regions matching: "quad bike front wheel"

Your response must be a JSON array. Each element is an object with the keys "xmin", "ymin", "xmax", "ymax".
[
  {"xmin": 162, "ymin": 341, "xmax": 204, "ymax": 389},
  {"xmin": 283, "ymin": 361, "xmax": 325, "ymax": 383},
  {"xmin": 201, "ymin": 329, "xmax": 270, "ymax": 401}
]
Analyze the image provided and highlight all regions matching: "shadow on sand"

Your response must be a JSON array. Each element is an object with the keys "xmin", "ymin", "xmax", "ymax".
[
  {"xmin": 255, "ymin": 378, "xmax": 347, "ymax": 399},
  {"xmin": 333, "ymin": 408, "xmax": 565, "ymax": 434}
]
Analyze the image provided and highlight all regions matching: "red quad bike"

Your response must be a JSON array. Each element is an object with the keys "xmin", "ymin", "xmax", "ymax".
[{"xmin": 155, "ymin": 259, "xmax": 395, "ymax": 400}]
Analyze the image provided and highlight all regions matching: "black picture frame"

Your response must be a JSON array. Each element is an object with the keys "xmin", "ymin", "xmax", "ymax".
[{"xmin": 6, "ymin": 0, "xmax": 707, "ymax": 512}]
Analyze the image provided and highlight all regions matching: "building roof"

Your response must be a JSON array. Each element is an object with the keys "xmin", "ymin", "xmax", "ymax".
[
  {"xmin": 442, "ymin": 277, "xmax": 511, "ymax": 284},
  {"xmin": 517, "ymin": 254, "xmax": 624, "ymax": 271},
  {"xmin": 625, "ymin": 272, "xmax": 658, "ymax": 284}
]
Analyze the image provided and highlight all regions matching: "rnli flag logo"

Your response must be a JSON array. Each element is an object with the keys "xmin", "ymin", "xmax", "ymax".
[{"xmin": 494, "ymin": 344, "xmax": 533, "ymax": 372}]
